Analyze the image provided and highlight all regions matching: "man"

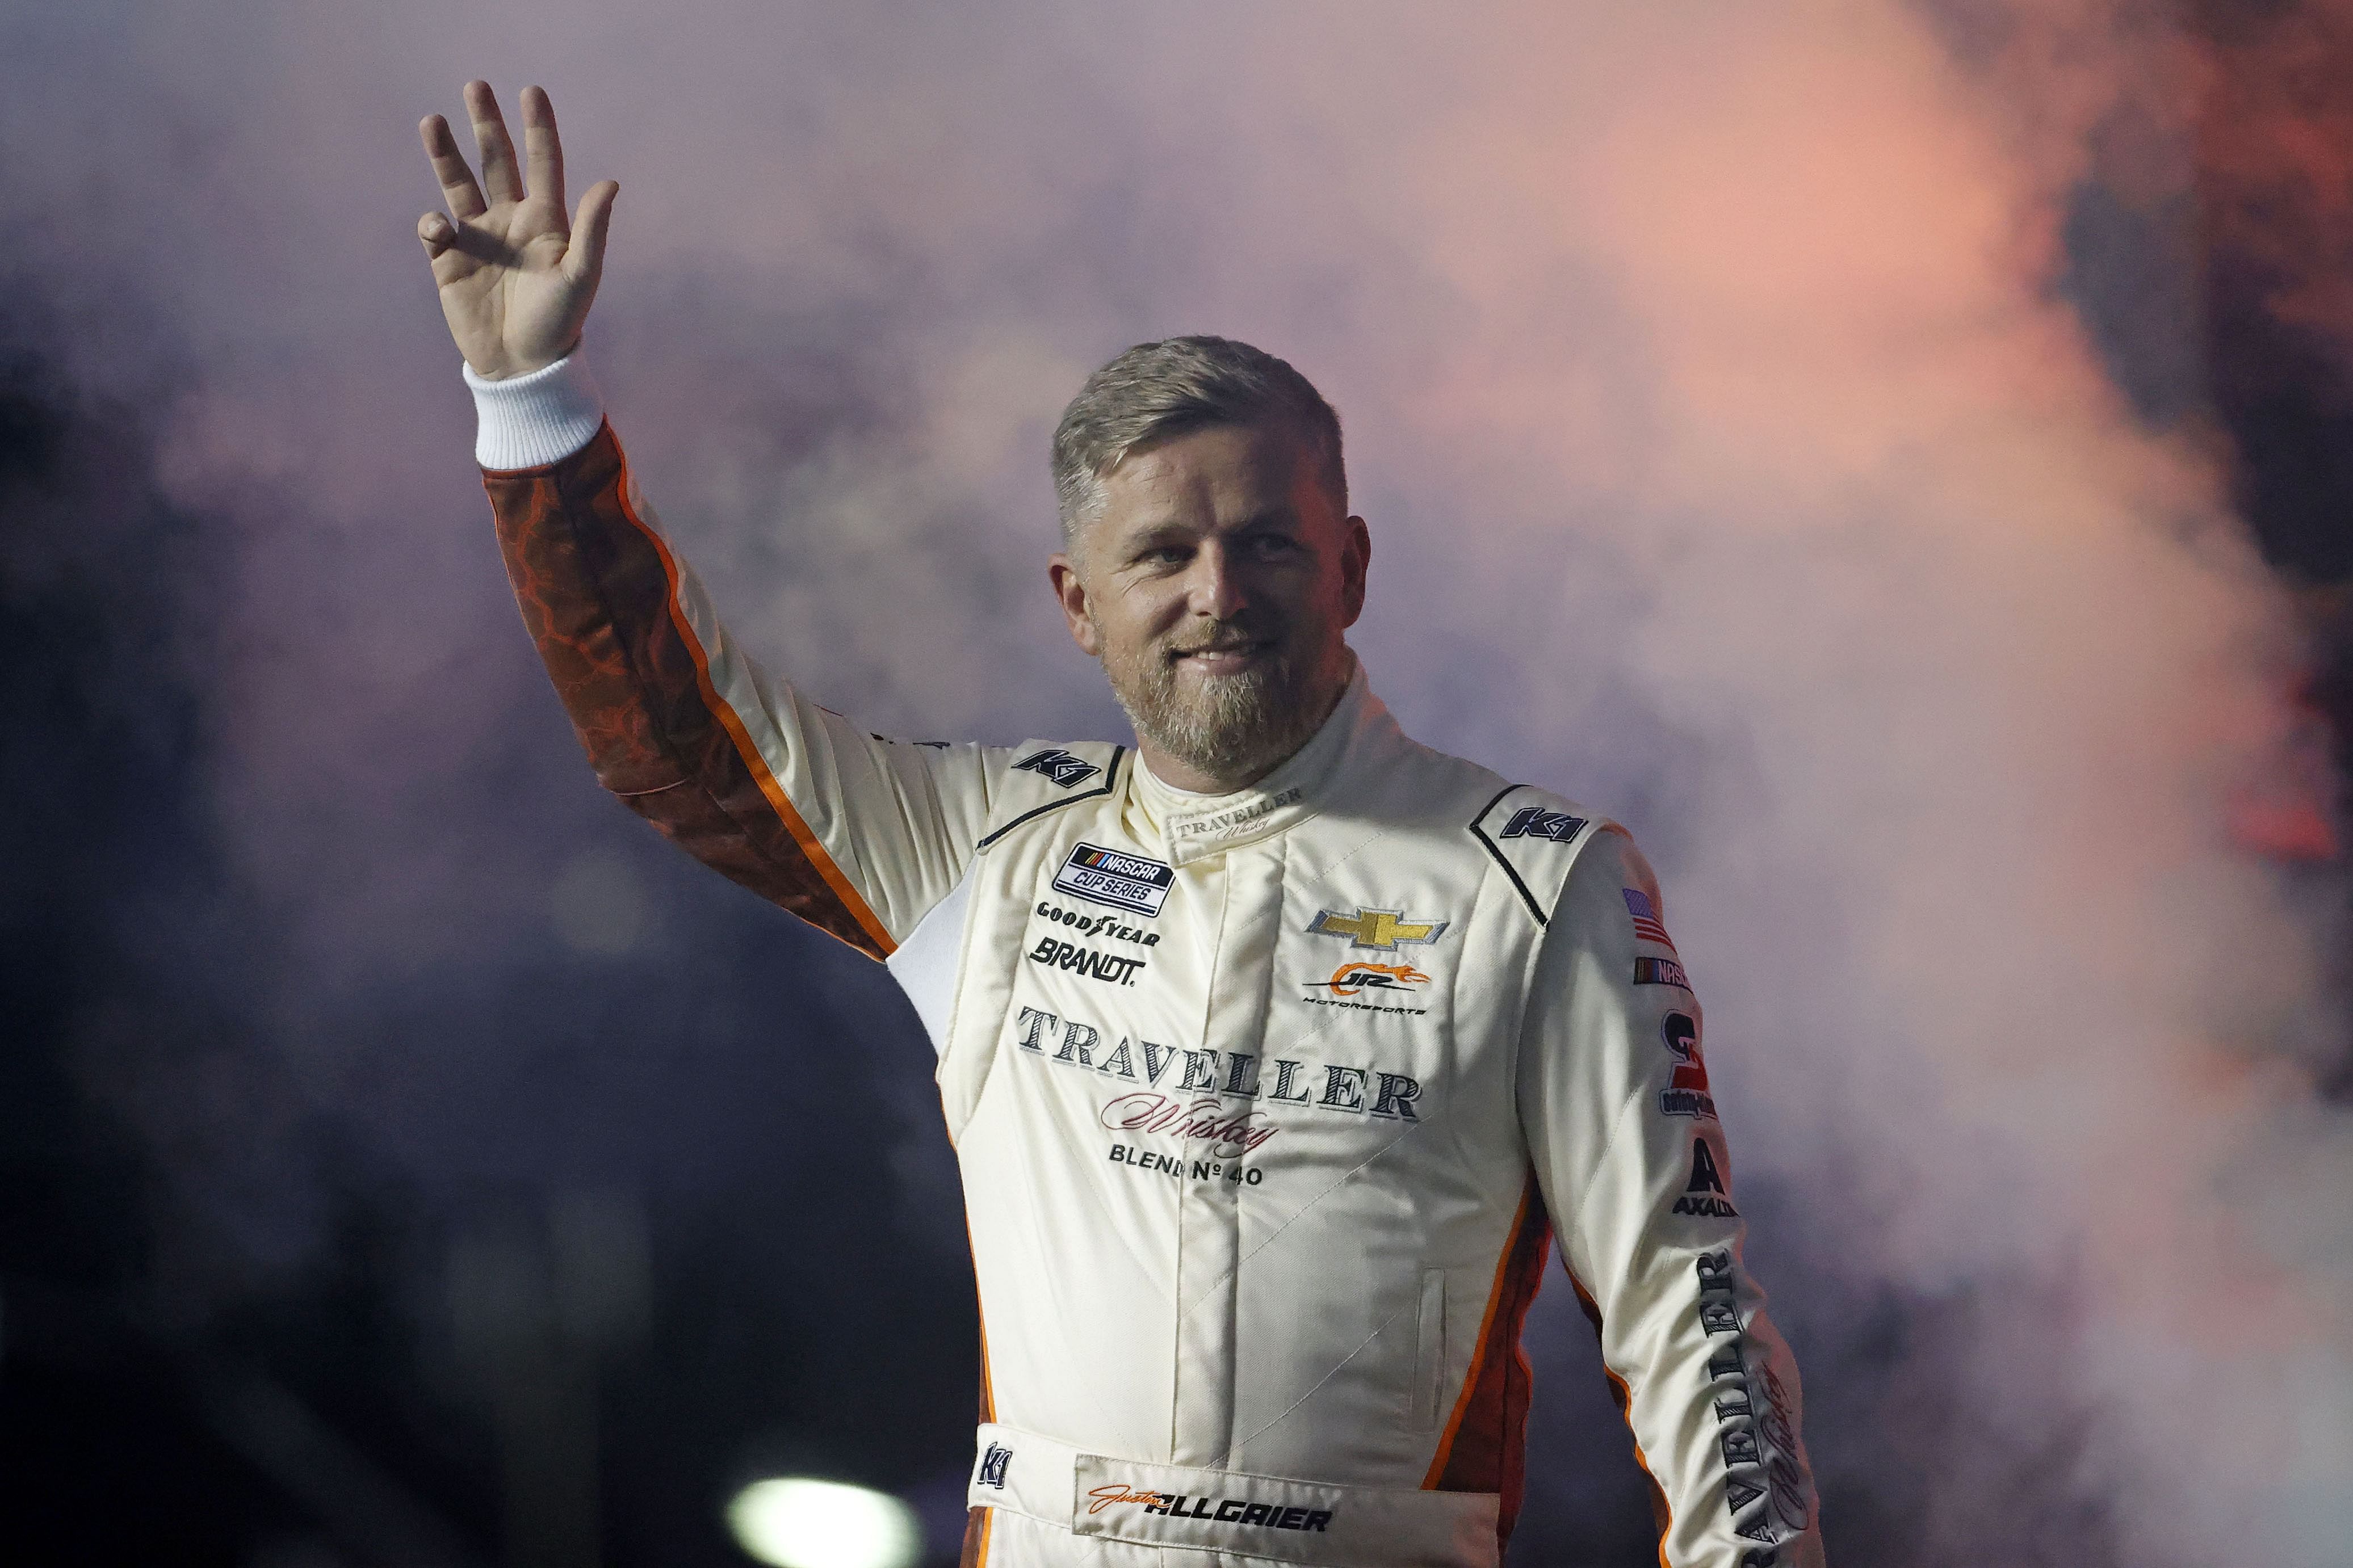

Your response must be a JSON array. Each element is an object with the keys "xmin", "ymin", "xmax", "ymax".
[{"xmin": 417, "ymin": 81, "xmax": 1826, "ymax": 1568}]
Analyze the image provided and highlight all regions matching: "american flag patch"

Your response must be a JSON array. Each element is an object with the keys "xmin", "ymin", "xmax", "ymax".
[{"xmin": 1622, "ymin": 888, "xmax": 1676, "ymax": 951}]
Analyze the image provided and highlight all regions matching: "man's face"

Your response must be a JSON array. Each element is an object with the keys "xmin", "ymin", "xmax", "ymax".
[{"xmin": 1048, "ymin": 421, "xmax": 1370, "ymax": 791}]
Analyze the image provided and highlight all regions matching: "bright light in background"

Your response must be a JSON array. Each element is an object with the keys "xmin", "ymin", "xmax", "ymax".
[{"xmin": 724, "ymin": 1478, "xmax": 924, "ymax": 1568}]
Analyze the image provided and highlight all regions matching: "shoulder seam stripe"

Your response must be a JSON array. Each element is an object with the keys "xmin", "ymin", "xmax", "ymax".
[
  {"xmin": 975, "ymin": 747, "xmax": 1125, "ymax": 850},
  {"xmin": 1470, "ymin": 783, "xmax": 1548, "ymax": 927},
  {"xmin": 609, "ymin": 450, "xmax": 896, "ymax": 957}
]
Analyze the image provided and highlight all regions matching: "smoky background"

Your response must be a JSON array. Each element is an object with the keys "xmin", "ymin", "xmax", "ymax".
[{"xmin": 3, "ymin": 1, "xmax": 2350, "ymax": 1565}]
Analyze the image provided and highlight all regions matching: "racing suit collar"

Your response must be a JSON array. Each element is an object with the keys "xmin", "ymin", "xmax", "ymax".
[{"xmin": 1130, "ymin": 657, "xmax": 1386, "ymax": 866}]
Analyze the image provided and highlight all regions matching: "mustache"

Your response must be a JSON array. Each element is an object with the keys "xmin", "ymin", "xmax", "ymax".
[{"xmin": 1161, "ymin": 623, "xmax": 1282, "ymax": 660}]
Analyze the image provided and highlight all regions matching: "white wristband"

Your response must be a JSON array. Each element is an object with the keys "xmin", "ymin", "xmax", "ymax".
[{"xmin": 464, "ymin": 353, "xmax": 606, "ymax": 470}]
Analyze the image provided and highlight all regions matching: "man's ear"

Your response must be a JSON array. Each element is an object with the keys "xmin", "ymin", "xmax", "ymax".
[
  {"xmin": 1048, "ymin": 551, "xmax": 1101, "ymax": 657},
  {"xmin": 1339, "ymin": 514, "xmax": 1371, "ymax": 629}
]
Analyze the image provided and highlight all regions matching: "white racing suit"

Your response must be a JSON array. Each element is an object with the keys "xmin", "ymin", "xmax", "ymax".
[{"xmin": 467, "ymin": 355, "xmax": 1826, "ymax": 1568}]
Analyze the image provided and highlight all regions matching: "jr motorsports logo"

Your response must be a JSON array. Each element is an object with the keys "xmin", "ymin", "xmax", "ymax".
[
  {"xmin": 1054, "ymin": 842, "xmax": 1174, "ymax": 918},
  {"xmin": 1302, "ymin": 960, "xmax": 1432, "ymax": 1015}
]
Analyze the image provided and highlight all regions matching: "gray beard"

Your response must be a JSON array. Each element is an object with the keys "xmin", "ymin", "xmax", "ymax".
[{"xmin": 1100, "ymin": 631, "xmax": 1335, "ymax": 788}]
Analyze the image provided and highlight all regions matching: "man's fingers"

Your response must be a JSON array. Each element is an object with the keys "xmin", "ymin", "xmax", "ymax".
[
  {"xmin": 561, "ymin": 180, "xmax": 618, "ymax": 287},
  {"xmin": 420, "ymin": 113, "xmax": 487, "ymax": 220},
  {"xmin": 521, "ymin": 85, "xmax": 566, "ymax": 218},
  {"xmin": 418, "ymin": 211, "xmax": 456, "ymax": 257},
  {"xmin": 464, "ymin": 79, "xmax": 525, "ymax": 205}
]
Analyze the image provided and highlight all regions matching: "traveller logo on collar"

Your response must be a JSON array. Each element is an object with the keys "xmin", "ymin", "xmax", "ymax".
[
  {"xmin": 1306, "ymin": 907, "xmax": 1449, "ymax": 951},
  {"xmin": 1013, "ymin": 747, "xmax": 1102, "ymax": 789},
  {"xmin": 1170, "ymin": 784, "xmax": 1303, "ymax": 839},
  {"xmin": 1054, "ymin": 842, "xmax": 1174, "ymax": 917}
]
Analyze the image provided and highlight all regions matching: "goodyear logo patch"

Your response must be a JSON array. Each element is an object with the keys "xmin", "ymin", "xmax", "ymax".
[{"xmin": 1053, "ymin": 842, "xmax": 1175, "ymax": 918}]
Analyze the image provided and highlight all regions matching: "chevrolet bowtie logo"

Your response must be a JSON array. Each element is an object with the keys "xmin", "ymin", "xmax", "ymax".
[{"xmin": 1307, "ymin": 907, "xmax": 1450, "ymax": 951}]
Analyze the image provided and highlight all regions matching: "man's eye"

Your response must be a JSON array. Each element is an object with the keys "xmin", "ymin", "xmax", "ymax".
[{"xmin": 1251, "ymin": 535, "xmax": 1300, "ymax": 558}]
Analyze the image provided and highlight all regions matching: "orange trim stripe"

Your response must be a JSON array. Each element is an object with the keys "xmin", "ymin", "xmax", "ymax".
[
  {"xmin": 962, "ymin": 1204, "xmax": 996, "ymax": 1423},
  {"xmin": 610, "ymin": 460, "xmax": 895, "ymax": 956},
  {"xmin": 977, "ymin": 1301, "xmax": 996, "ymax": 1424},
  {"xmin": 1423, "ymin": 1180, "xmax": 1535, "ymax": 1489},
  {"xmin": 1570, "ymin": 1269, "xmax": 1675, "ymax": 1568}
]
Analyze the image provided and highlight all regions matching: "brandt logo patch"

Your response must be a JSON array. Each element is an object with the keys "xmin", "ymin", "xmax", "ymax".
[
  {"xmin": 1029, "ymin": 936, "xmax": 1147, "ymax": 986},
  {"xmin": 1053, "ymin": 842, "xmax": 1175, "ymax": 917}
]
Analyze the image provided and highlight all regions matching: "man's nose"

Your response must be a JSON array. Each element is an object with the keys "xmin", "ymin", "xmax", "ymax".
[{"xmin": 1183, "ymin": 539, "xmax": 1248, "ymax": 620}]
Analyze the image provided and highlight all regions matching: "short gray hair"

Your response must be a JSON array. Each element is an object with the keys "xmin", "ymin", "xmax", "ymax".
[{"xmin": 1050, "ymin": 335, "xmax": 1346, "ymax": 543}]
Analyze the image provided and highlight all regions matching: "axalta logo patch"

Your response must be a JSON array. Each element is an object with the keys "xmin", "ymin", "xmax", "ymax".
[
  {"xmin": 1305, "ymin": 907, "xmax": 1449, "ymax": 951},
  {"xmin": 1013, "ymin": 747, "xmax": 1101, "ymax": 789},
  {"xmin": 1676, "ymin": 1136, "xmax": 1738, "ymax": 1217},
  {"xmin": 1085, "ymin": 1485, "xmax": 1336, "ymax": 1533},
  {"xmin": 1054, "ymin": 842, "xmax": 1174, "ymax": 917}
]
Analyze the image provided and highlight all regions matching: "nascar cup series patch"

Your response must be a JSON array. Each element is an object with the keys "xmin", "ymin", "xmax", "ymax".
[{"xmin": 1054, "ymin": 842, "xmax": 1175, "ymax": 918}]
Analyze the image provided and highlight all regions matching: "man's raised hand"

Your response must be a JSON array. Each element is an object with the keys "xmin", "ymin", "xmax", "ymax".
[{"xmin": 417, "ymin": 82, "xmax": 616, "ymax": 381}]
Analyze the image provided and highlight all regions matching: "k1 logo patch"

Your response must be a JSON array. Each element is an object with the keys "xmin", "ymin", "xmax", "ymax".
[
  {"xmin": 1013, "ymin": 747, "xmax": 1102, "ymax": 789},
  {"xmin": 1053, "ymin": 842, "xmax": 1175, "ymax": 918},
  {"xmin": 977, "ymin": 1442, "xmax": 1012, "ymax": 1489},
  {"xmin": 1499, "ymin": 806, "xmax": 1587, "ymax": 842}
]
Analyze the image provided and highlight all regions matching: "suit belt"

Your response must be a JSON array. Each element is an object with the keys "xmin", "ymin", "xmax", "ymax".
[{"xmin": 967, "ymin": 1422, "xmax": 1500, "ymax": 1567}]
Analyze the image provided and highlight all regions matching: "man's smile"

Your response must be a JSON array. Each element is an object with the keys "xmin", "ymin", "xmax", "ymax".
[{"xmin": 1168, "ymin": 638, "xmax": 1277, "ymax": 674}]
